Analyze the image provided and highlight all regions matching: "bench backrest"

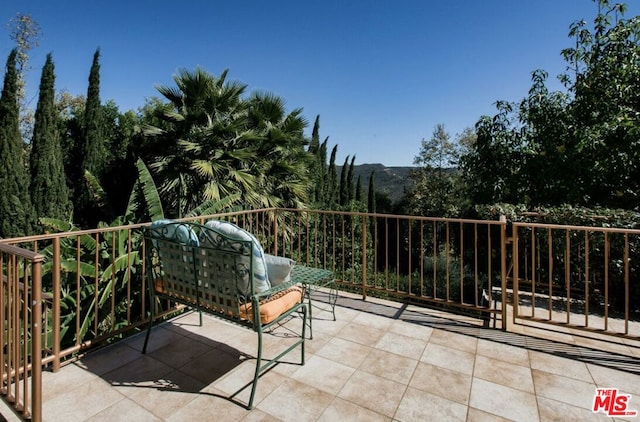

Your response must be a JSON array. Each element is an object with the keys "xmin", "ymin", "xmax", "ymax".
[{"xmin": 144, "ymin": 221, "xmax": 256, "ymax": 321}]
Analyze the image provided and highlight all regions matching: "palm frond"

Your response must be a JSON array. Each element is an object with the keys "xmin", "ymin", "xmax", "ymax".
[{"xmin": 185, "ymin": 192, "xmax": 242, "ymax": 217}]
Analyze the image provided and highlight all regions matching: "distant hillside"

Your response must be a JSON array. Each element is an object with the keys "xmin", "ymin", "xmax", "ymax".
[{"xmin": 338, "ymin": 163, "xmax": 415, "ymax": 203}]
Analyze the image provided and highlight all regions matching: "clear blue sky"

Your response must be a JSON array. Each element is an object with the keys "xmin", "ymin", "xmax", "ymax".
[{"xmin": 2, "ymin": 0, "xmax": 639, "ymax": 166}]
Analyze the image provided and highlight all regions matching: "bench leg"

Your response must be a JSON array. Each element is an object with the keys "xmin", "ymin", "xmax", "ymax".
[
  {"xmin": 247, "ymin": 330, "xmax": 263, "ymax": 410},
  {"xmin": 246, "ymin": 304, "xmax": 307, "ymax": 410},
  {"xmin": 307, "ymin": 288, "xmax": 314, "ymax": 340},
  {"xmin": 142, "ymin": 297, "xmax": 155, "ymax": 354},
  {"xmin": 328, "ymin": 285, "xmax": 338, "ymax": 321}
]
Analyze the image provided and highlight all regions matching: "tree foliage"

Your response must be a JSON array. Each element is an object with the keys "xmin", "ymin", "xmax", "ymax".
[
  {"xmin": 143, "ymin": 67, "xmax": 312, "ymax": 217},
  {"xmin": 6, "ymin": 13, "xmax": 42, "ymax": 142},
  {"xmin": 0, "ymin": 49, "xmax": 32, "ymax": 237},
  {"xmin": 409, "ymin": 124, "xmax": 461, "ymax": 216},
  {"xmin": 82, "ymin": 49, "xmax": 104, "ymax": 178},
  {"xmin": 29, "ymin": 53, "xmax": 71, "ymax": 224},
  {"xmin": 459, "ymin": 0, "xmax": 640, "ymax": 211}
]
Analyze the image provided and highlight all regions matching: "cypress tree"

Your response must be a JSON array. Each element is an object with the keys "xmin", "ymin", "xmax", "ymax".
[
  {"xmin": 328, "ymin": 145, "xmax": 338, "ymax": 207},
  {"xmin": 312, "ymin": 136, "xmax": 329, "ymax": 205},
  {"xmin": 367, "ymin": 171, "xmax": 376, "ymax": 214},
  {"xmin": 339, "ymin": 155, "xmax": 349, "ymax": 206},
  {"xmin": 74, "ymin": 49, "xmax": 105, "ymax": 227},
  {"xmin": 347, "ymin": 155, "xmax": 356, "ymax": 202},
  {"xmin": 29, "ymin": 53, "xmax": 70, "ymax": 223},
  {"xmin": 82, "ymin": 48, "xmax": 104, "ymax": 177},
  {"xmin": 0, "ymin": 49, "xmax": 32, "ymax": 238},
  {"xmin": 355, "ymin": 175, "xmax": 362, "ymax": 203},
  {"xmin": 308, "ymin": 115, "xmax": 320, "ymax": 154}
]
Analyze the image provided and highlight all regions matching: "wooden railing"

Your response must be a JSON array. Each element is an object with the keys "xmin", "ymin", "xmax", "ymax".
[
  {"xmin": 511, "ymin": 222, "xmax": 640, "ymax": 338},
  {"xmin": 3, "ymin": 208, "xmax": 640, "ymax": 420},
  {"xmin": 0, "ymin": 242, "xmax": 44, "ymax": 422}
]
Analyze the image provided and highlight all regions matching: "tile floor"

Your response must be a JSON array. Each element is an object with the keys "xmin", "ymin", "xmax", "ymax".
[{"xmin": 2, "ymin": 290, "xmax": 640, "ymax": 421}]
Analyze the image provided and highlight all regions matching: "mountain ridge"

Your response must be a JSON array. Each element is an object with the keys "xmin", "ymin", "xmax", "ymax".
[{"xmin": 338, "ymin": 163, "xmax": 415, "ymax": 203}]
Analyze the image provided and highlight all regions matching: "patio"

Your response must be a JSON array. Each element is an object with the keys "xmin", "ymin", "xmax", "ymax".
[{"xmin": 2, "ymin": 290, "xmax": 640, "ymax": 422}]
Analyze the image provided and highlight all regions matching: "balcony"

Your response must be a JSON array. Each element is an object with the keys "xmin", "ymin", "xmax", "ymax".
[
  {"xmin": 2, "ymin": 209, "xmax": 640, "ymax": 420},
  {"xmin": 0, "ymin": 290, "xmax": 636, "ymax": 421}
]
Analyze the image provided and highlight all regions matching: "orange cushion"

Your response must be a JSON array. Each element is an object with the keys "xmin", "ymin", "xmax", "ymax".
[{"xmin": 240, "ymin": 286, "xmax": 303, "ymax": 325}]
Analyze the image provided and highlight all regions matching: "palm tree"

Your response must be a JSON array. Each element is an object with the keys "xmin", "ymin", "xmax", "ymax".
[
  {"xmin": 247, "ymin": 92, "xmax": 312, "ymax": 209},
  {"xmin": 143, "ymin": 68, "xmax": 313, "ymax": 215},
  {"xmin": 144, "ymin": 67, "xmax": 253, "ymax": 217}
]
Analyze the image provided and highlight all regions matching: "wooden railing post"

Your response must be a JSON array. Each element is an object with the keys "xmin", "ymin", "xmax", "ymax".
[
  {"xmin": 361, "ymin": 215, "xmax": 367, "ymax": 300},
  {"xmin": 500, "ymin": 215, "xmax": 508, "ymax": 331},
  {"xmin": 31, "ymin": 258, "xmax": 43, "ymax": 422},
  {"xmin": 510, "ymin": 220, "xmax": 518, "ymax": 329},
  {"xmin": 273, "ymin": 209, "xmax": 279, "ymax": 256},
  {"xmin": 52, "ymin": 238, "xmax": 61, "ymax": 372}
]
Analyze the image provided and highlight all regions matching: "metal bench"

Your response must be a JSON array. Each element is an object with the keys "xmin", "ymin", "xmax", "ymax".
[{"xmin": 141, "ymin": 220, "xmax": 315, "ymax": 409}]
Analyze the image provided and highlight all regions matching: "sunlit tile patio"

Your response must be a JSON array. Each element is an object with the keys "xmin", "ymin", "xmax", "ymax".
[{"xmin": 3, "ymin": 290, "xmax": 640, "ymax": 422}]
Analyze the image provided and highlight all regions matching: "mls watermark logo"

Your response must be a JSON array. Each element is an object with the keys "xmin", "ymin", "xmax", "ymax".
[{"xmin": 592, "ymin": 388, "xmax": 638, "ymax": 417}]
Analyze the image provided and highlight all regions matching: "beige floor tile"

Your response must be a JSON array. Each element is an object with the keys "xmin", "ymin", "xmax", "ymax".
[
  {"xmin": 409, "ymin": 362, "xmax": 472, "ymax": 405},
  {"xmin": 420, "ymin": 342, "xmax": 475, "ymax": 375},
  {"xmin": 304, "ymin": 329, "xmax": 332, "ymax": 354},
  {"xmin": 38, "ymin": 300, "xmax": 640, "ymax": 422},
  {"xmin": 208, "ymin": 360, "xmax": 288, "ymax": 408},
  {"xmin": 524, "ymin": 326, "xmax": 576, "ymax": 344},
  {"xmin": 220, "ymin": 329, "xmax": 261, "ymax": 352},
  {"xmin": 126, "ymin": 324, "xmax": 187, "ymax": 354},
  {"xmin": 290, "ymin": 355, "xmax": 354, "ymax": 395},
  {"xmin": 123, "ymin": 369, "xmax": 204, "ymax": 419},
  {"xmin": 394, "ymin": 387, "xmax": 467, "ymax": 422},
  {"xmin": 240, "ymin": 409, "xmax": 283, "ymax": 421},
  {"xmin": 474, "ymin": 354, "xmax": 535, "ymax": 393},
  {"xmin": 532, "ymin": 369, "xmax": 597, "ymax": 410},
  {"xmin": 41, "ymin": 363, "xmax": 97, "ymax": 401},
  {"xmin": 375, "ymin": 331, "xmax": 427, "ymax": 360},
  {"xmin": 311, "ymin": 313, "xmax": 352, "ymax": 337},
  {"xmin": 332, "ymin": 305, "xmax": 361, "ymax": 323},
  {"xmin": 0, "ymin": 396, "xmax": 26, "ymax": 422},
  {"xmin": 184, "ymin": 318, "xmax": 248, "ymax": 347},
  {"xmin": 42, "ymin": 378, "xmax": 125, "ymax": 422},
  {"xmin": 352, "ymin": 311, "xmax": 394, "ymax": 331},
  {"xmin": 161, "ymin": 311, "xmax": 204, "ymax": 334},
  {"xmin": 315, "ymin": 337, "xmax": 373, "ymax": 368},
  {"xmin": 84, "ymin": 397, "xmax": 162, "ymax": 422},
  {"xmin": 336, "ymin": 322, "xmax": 386, "ymax": 347},
  {"xmin": 537, "ymin": 396, "xmax": 612, "ymax": 421},
  {"xmin": 476, "ymin": 338, "xmax": 531, "ymax": 367},
  {"xmin": 269, "ymin": 353, "xmax": 306, "ymax": 378},
  {"xmin": 466, "ymin": 407, "xmax": 512, "ymax": 422},
  {"xmin": 529, "ymin": 350, "xmax": 594, "ymax": 382},
  {"xmin": 429, "ymin": 329, "xmax": 478, "ymax": 353},
  {"xmin": 102, "ymin": 354, "xmax": 174, "ymax": 390},
  {"xmin": 164, "ymin": 388, "xmax": 249, "ymax": 421},
  {"xmin": 178, "ymin": 345, "xmax": 250, "ymax": 385},
  {"xmin": 337, "ymin": 370, "xmax": 406, "ymax": 417},
  {"xmin": 587, "ymin": 363, "xmax": 640, "ymax": 396},
  {"xmin": 318, "ymin": 397, "xmax": 391, "ymax": 422},
  {"xmin": 257, "ymin": 378, "xmax": 334, "ymax": 421},
  {"xmin": 469, "ymin": 378, "xmax": 539, "ymax": 422},
  {"xmin": 388, "ymin": 319, "xmax": 434, "ymax": 341},
  {"xmin": 75, "ymin": 341, "xmax": 141, "ymax": 376},
  {"xmin": 573, "ymin": 336, "xmax": 634, "ymax": 356},
  {"xmin": 359, "ymin": 348, "xmax": 418, "ymax": 384},
  {"xmin": 147, "ymin": 333, "xmax": 214, "ymax": 369}
]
